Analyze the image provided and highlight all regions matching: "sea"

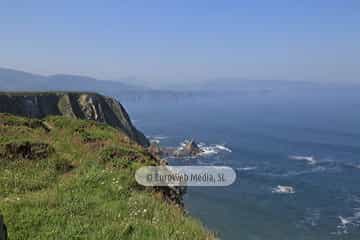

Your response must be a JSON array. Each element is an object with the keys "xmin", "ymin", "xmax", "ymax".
[{"xmin": 118, "ymin": 83, "xmax": 360, "ymax": 240}]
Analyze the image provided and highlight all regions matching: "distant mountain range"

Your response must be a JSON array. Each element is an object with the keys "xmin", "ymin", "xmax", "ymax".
[
  {"xmin": 0, "ymin": 67, "xmax": 147, "ymax": 95},
  {"xmin": 2, "ymin": 67, "xmax": 356, "ymax": 99}
]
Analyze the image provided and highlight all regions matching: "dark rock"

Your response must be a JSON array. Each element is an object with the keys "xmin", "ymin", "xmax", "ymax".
[
  {"xmin": 0, "ymin": 141, "xmax": 54, "ymax": 160},
  {"xmin": 99, "ymin": 146, "xmax": 152, "ymax": 168},
  {"xmin": 155, "ymin": 185, "xmax": 187, "ymax": 207},
  {"xmin": 0, "ymin": 215, "xmax": 7, "ymax": 240},
  {"xmin": 175, "ymin": 139, "xmax": 203, "ymax": 157}
]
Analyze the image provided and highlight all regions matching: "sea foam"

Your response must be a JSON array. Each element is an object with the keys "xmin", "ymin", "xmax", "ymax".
[
  {"xmin": 272, "ymin": 185, "xmax": 295, "ymax": 194},
  {"xmin": 199, "ymin": 143, "xmax": 232, "ymax": 156},
  {"xmin": 236, "ymin": 166, "xmax": 257, "ymax": 171},
  {"xmin": 289, "ymin": 155, "xmax": 317, "ymax": 165},
  {"xmin": 148, "ymin": 135, "xmax": 169, "ymax": 144},
  {"xmin": 335, "ymin": 195, "xmax": 360, "ymax": 235}
]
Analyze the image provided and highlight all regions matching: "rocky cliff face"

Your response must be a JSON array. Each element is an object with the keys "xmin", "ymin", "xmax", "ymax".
[{"xmin": 0, "ymin": 92, "xmax": 149, "ymax": 146}]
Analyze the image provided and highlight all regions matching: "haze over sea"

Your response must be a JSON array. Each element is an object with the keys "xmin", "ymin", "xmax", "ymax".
[{"xmin": 121, "ymin": 83, "xmax": 360, "ymax": 240}]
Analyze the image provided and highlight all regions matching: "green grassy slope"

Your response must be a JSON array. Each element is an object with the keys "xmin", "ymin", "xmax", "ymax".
[{"xmin": 0, "ymin": 113, "xmax": 215, "ymax": 240}]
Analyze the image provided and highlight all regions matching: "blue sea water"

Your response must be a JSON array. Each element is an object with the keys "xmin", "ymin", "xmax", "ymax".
[{"xmin": 119, "ymin": 85, "xmax": 360, "ymax": 240}]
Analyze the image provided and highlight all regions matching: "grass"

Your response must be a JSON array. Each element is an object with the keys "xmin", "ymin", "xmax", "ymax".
[{"xmin": 0, "ymin": 113, "xmax": 215, "ymax": 240}]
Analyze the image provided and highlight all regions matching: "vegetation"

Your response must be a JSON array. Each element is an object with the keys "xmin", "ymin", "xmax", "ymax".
[{"xmin": 0, "ymin": 113, "xmax": 214, "ymax": 240}]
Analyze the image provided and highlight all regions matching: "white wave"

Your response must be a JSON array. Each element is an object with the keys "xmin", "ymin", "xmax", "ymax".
[
  {"xmin": 237, "ymin": 166, "xmax": 257, "ymax": 171},
  {"xmin": 198, "ymin": 147, "xmax": 219, "ymax": 156},
  {"xmin": 148, "ymin": 135, "xmax": 169, "ymax": 144},
  {"xmin": 150, "ymin": 139, "xmax": 160, "ymax": 144},
  {"xmin": 199, "ymin": 144, "xmax": 232, "ymax": 156},
  {"xmin": 175, "ymin": 141, "xmax": 187, "ymax": 152},
  {"xmin": 331, "ymin": 195, "xmax": 360, "ymax": 235},
  {"xmin": 339, "ymin": 210, "xmax": 360, "ymax": 225},
  {"xmin": 339, "ymin": 216, "xmax": 351, "ymax": 225},
  {"xmin": 336, "ymin": 207, "xmax": 360, "ymax": 235},
  {"xmin": 289, "ymin": 155, "xmax": 316, "ymax": 165},
  {"xmin": 272, "ymin": 185, "xmax": 295, "ymax": 194},
  {"xmin": 214, "ymin": 144, "xmax": 232, "ymax": 152},
  {"xmin": 153, "ymin": 136, "xmax": 168, "ymax": 140}
]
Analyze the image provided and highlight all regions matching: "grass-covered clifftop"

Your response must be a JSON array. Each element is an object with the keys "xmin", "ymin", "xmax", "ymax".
[{"xmin": 0, "ymin": 113, "xmax": 214, "ymax": 240}]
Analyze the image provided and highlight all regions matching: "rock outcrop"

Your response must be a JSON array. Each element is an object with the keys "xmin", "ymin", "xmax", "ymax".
[
  {"xmin": 0, "ymin": 92, "xmax": 149, "ymax": 146},
  {"xmin": 0, "ymin": 215, "xmax": 7, "ymax": 240},
  {"xmin": 175, "ymin": 139, "xmax": 203, "ymax": 157},
  {"xmin": 148, "ymin": 142, "xmax": 163, "ymax": 157}
]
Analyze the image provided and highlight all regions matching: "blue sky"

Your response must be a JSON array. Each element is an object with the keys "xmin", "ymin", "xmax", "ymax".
[{"xmin": 1, "ymin": 0, "xmax": 359, "ymax": 86}]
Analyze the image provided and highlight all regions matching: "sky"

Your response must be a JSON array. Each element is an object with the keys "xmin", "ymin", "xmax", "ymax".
[{"xmin": 0, "ymin": 0, "xmax": 359, "ymax": 87}]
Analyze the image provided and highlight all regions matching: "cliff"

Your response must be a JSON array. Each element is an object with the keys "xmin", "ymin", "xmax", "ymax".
[
  {"xmin": 0, "ymin": 92, "xmax": 149, "ymax": 147},
  {"xmin": 0, "ymin": 113, "xmax": 213, "ymax": 239}
]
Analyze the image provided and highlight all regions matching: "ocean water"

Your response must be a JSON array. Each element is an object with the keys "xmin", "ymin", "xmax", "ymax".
[{"xmin": 119, "ymin": 85, "xmax": 360, "ymax": 240}]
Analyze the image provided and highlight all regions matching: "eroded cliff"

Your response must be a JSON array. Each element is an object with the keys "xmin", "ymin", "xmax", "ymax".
[{"xmin": 0, "ymin": 92, "xmax": 149, "ymax": 146}]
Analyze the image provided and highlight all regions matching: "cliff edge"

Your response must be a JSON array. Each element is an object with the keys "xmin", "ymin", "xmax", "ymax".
[
  {"xmin": 0, "ymin": 113, "xmax": 213, "ymax": 239},
  {"xmin": 0, "ymin": 92, "xmax": 149, "ymax": 147}
]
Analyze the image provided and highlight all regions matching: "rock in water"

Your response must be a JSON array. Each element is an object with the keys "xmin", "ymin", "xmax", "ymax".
[
  {"xmin": 175, "ymin": 139, "xmax": 202, "ymax": 157},
  {"xmin": 184, "ymin": 140, "xmax": 202, "ymax": 155},
  {"xmin": 0, "ymin": 215, "xmax": 7, "ymax": 240}
]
